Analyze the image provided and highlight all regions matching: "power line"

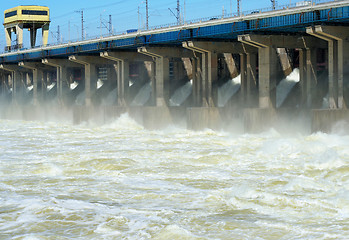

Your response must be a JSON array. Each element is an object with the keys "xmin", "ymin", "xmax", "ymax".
[{"xmin": 51, "ymin": 0, "xmax": 126, "ymax": 20}]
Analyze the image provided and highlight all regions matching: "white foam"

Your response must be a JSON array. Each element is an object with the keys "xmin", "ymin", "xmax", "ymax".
[
  {"xmin": 131, "ymin": 82, "xmax": 151, "ymax": 106},
  {"xmin": 276, "ymin": 68, "xmax": 300, "ymax": 108},
  {"xmin": 70, "ymin": 81, "xmax": 78, "ymax": 90},
  {"xmin": 153, "ymin": 225, "xmax": 196, "ymax": 239},
  {"xmin": 26, "ymin": 85, "xmax": 34, "ymax": 92},
  {"xmin": 169, "ymin": 80, "xmax": 192, "ymax": 106},
  {"xmin": 75, "ymin": 91, "xmax": 85, "ymax": 105},
  {"xmin": 102, "ymin": 113, "xmax": 143, "ymax": 131},
  {"xmin": 218, "ymin": 75, "xmax": 241, "ymax": 107},
  {"xmin": 1, "ymin": 119, "xmax": 349, "ymax": 239},
  {"xmin": 97, "ymin": 79, "xmax": 104, "ymax": 89},
  {"xmin": 102, "ymin": 87, "xmax": 117, "ymax": 106},
  {"xmin": 47, "ymin": 82, "xmax": 56, "ymax": 91}
]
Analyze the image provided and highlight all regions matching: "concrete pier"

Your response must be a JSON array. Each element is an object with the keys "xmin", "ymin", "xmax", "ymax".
[
  {"xmin": 138, "ymin": 46, "xmax": 193, "ymax": 129},
  {"xmin": 306, "ymin": 25, "xmax": 349, "ymax": 132}
]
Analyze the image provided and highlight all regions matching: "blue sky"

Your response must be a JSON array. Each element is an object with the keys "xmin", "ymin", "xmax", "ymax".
[{"xmin": 0, "ymin": 0, "xmax": 302, "ymax": 50}]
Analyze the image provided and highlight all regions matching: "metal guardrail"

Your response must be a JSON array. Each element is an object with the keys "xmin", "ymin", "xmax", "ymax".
[{"xmin": 0, "ymin": 0, "xmax": 346, "ymax": 54}]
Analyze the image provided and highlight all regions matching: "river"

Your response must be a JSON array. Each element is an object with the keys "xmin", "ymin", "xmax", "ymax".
[{"xmin": 0, "ymin": 115, "xmax": 348, "ymax": 239}]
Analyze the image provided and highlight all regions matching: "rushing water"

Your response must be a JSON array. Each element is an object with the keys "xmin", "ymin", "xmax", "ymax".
[{"xmin": 0, "ymin": 115, "xmax": 349, "ymax": 240}]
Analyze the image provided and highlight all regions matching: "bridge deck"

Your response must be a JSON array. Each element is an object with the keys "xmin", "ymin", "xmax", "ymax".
[{"xmin": 1, "ymin": 0, "xmax": 349, "ymax": 63}]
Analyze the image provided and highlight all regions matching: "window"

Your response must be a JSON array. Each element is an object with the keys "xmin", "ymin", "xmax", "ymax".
[
  {"xmin": 21, "ymin": 10, "xmax": 48, "ymax": 16},
  {"xmin": 5, "ymin": 11, "xmax": 17, "ymax": 18}
]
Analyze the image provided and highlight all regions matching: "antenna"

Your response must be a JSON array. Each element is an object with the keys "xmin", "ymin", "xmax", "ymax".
[{"xmin": 237, "ymin": 0, "xmax": 241, "ymax": 15}]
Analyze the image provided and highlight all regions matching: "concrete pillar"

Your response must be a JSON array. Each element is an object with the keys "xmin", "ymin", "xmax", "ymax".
[
  {"xmin": 182, "ymin": 41, "xmax": 220, "ymax": 107},
  {"xmin": 18, "ymin": 62, "xmax": 47, "ymax": 106},
  {"xmin": 30, "ymin": 28, "xmax": 38, "ymax": 48},
  {"xmin": 172, "ymin": 59, "xmax": 187, "ymax": 82},
  {"xmin": 100, "ymin": 51, "xmax": 150, "ymax": 106},
  {"xmin": 207, "ymin": 51, "xmax": 218, "ymax": 106},
  {"xmin": 0, "ymin": 71, "xmax": 9, "ymax": 98},
  {"xmin": 307, "ymin": 25, "xmax": 349, "ymax": 109},
  {"xmin": 149, "ymin": 61, "xmax": 156, "ymax": 106},
  {"xmin": 182, "ymin": 41, "xmax": 258, "ymax": 130},
  {"xmin": 42, "ymin": 59, "xmax": 79, "ymax": 106},
  {"xmin": 0, "ymin": 64, "xmax": 23, "ymax": 105},
  {"xmin": 16, "ymin": 24, "xmax": 24, "ymax": 49},
  {"xmin": 154, "ymin": 57, "xmax": 169, "ymax": 106},
  {"xmin": 239, "ymin": 35, "xmax": 278, "ymax": 108},
  {"xmin": 69, "ymin": 56, "xmax": 99, "ymax": 107},
  {"xmin": 42, "ymin": 24, "xmax": 50, "ymax": 47},
  {"xmin": 240, "ymin": 53, "xmax": 247, "ymax": 105},
  {"xmin": 138, "ymin": 47, "xmax": 191, "ymax": 106},
  {"xmin": 299, "ymin": 49, "xmax": 307, "ymax": 106},
  {"xmin": 117, "ymin": 60, "xmax": 130, "ymax": 106},
  {"xmin": 182, "ymin": 58, "xmax": 193, "ymax": 79},
  {"xmin": 277, "ymin": 48, "xmax": 292, "ymax": 76},
  {"xmin": 246, "ymin": 52, "xmax": 258, "ymax": 107},
  {"xmin": 136, "ymin": 47, "xmax": 193, "ymax": 129},
  {"xmin": 306, "ymin": 48, "xmax": 318, "ymax": 108},
  {"xmin": 258, "ymin": 46, "xmax": 278, "ymax": 108},
  {"xmin": 84, "ymin": 63, "xmax": 96, "ymax": 107},
  {"xmin": 111, "ymin": 60, "xmax": 130, "ymax": 106},
  {"xmin": 191, "ymin": 57, "xmax": 201, "ymax": 106},
  {"xmin": 223, "ymin": 53, "xmax": 239, "ymax": 79},
  {"xmin": 5, "ymin": 28, "xmax": 11, "ymax": 51},
  {"xmin": 305, "ymin": 25, "xmax": 349, "ymax": 132}
]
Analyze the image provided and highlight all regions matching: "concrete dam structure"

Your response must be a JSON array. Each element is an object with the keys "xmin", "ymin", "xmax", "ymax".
[{"xmin": 1, "ymin": 1, "xmax": 349, "ymax": 133}]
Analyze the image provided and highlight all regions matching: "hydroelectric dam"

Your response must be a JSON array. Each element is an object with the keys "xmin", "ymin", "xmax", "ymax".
[{"xmin": 1, "ymin": 1, "xmax": 349, "ymax": 133}]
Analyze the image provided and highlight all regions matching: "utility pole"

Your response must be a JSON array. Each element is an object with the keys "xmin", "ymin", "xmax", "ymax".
[
  {"xmin": 68, "ymin": 20, "xmax": 70, "ymax": 41},
  {"xmin": 271, "ymin": 0, "xmax": 276, "ymax": 9},
  {"xmin": 146, "ymin": 0, "xmax": 149, "ymax": 29},
  {"xmin": 99, "ymin": 14, "xmax": 113, "ymax": 36},
  {"xmin": 100, "ymin": 14, "xmax": 102, "ymax": 37},
  {"xmin": 75, "ymin": 10, "xmax": 84, "ymax": 40},
  {"xmin": 57, "ymin": 25, "xmax": 60, "ymax": 43},
  {"xmin": 169, "ymin": 0, "xmax": 181, "ymax": 24},
  {"xmin": 183, "ymin": 0, "xmax": 186, "ymax": 23},
  {"xmin": 109, "ymin": 15, "xmax": 112, "ymax": 35},
  {"xmin": 81, "ymin": 10, "xmax": 84, "ymax": 40},
  {"xmin": 177, "ymin": 0, "xmax": 180, "ymax": 24}
]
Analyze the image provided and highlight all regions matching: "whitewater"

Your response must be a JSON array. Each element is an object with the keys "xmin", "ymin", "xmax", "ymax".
[{"xmin": 0, "ymin": 114, "xmax": 348, "ymax": 240}]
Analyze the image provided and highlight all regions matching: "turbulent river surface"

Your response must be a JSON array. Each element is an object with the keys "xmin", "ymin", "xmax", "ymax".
[{"xmin": 0, "ymin": 115, "xmax": 348, "ymax": 240}]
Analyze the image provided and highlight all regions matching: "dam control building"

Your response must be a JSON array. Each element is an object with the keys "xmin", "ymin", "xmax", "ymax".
[{"xmin": 3, "ymin": 5, "xmax": 50, "ymax": 51}]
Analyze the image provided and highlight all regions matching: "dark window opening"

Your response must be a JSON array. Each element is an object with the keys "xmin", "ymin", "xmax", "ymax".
[
  {"xmin": 5, "ymin": 11, "xmax": 17, "ymax": 18},
  {"xmin": 22, "ymin": 10, "xmax": 48, "ymax": 16}
]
